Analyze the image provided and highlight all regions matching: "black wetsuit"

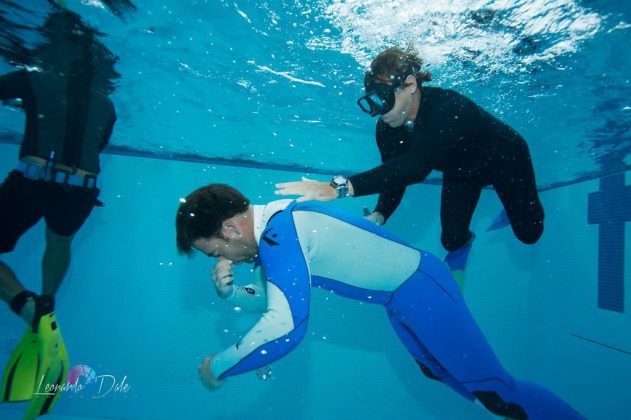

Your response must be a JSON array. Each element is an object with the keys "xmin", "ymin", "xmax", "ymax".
[
  {"xmin": 0, "ymin": 69, "xmax": 115, "ymax": 173},
  {"xmin": 349, "ymin": 86, "xmax": 544, "ymax": 251},
  {"xmin": 0, "ymin": 69, "xmax": 116, "ymax": 252}
]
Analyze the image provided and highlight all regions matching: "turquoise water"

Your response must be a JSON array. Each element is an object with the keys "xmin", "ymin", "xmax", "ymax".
[{"xmin": 0, "ymin": 1, "xmax": 630, "ymax": 419}]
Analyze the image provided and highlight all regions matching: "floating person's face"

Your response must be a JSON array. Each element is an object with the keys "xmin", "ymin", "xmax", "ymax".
[{"xmin": 193, "ymin": 232, "xmax": 257, "ymax": 264}]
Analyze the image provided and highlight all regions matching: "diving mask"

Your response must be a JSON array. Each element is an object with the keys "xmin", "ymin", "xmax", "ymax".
[{"xmin": 357, "ymin": 71, "xmax": 408, "ymax": 117}]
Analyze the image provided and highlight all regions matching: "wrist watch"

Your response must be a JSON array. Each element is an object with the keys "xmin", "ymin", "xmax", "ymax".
[{"xmin": 330, "ymin": 175, "xmax": 349, "ymax": 198}]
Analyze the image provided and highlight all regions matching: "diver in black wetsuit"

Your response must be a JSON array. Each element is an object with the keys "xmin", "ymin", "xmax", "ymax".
[
  {"xmin": 276, "ymin": 46, "xmax": 544, "ymax": 263},
  {"xmin": 0, "ymin": 10, "xmax": 117, "ymax": 324}
]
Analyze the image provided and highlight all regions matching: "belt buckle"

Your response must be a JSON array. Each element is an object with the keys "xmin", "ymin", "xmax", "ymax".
[
  {"xmin": 24, "ymin": 162, "xmax": 43, "ymax": 179},
  {"xmin": 83, "ymin": 174, "xmax": 97, "ymax": 189},
  {"xmin": 52, "ymin": 169, "xmax": 70, "ymax": 185}
]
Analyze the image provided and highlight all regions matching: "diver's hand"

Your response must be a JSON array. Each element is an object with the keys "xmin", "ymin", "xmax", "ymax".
[
  {"xmin": 275, "ymin": 177, "xmax": 338, "ymax": 202},
  {"xmin": 199, "ymin": 354, "xmax": 225, "ymax": 391},
  {"xmin": 212, "ymin": 257, "xmax": 234, "ymax": 299},
  {"xmin": 362, "ymin": 207, "xmax": 384, "ymax": 225}
]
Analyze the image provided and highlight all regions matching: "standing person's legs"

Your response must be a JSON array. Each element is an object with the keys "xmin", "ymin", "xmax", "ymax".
[
  {"xmin": 386, "ymin": 254, "xmax": 583, "ymax": 419},
  {"xmin": 1, "ymin": 171, "xmax": 99, "ymax": 313},
  {"xmin": 42, "ymin": 183, "xmax": 100, "ymax": 295},
  {"xmin": 440, "ymin": 176, "xmax": 481, "ymax": 252},
  {"xmin": 42, "ymin": 228, "xmax": 74, "ymax": 296},
  {"xmin": 0, "ymin": 171, "xmax": 44, "ymax": 322},
  {"xmin": 0, "ymin": 263, "xmax": 37, "ymax": 324},
  {"xmin": 493, "ymin": 143, "xmax": 544, "ymax": 245}
]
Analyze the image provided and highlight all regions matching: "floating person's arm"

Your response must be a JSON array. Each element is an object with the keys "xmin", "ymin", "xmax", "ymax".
[
  {"xmin": 201, "ymin": 211, "xmax": 311, "ymax": 389},
  {"xmin": 207, "ymin": 277, "xmax": 305, "ymax": 387},
  {"xmin": 224, "ymin": 266, "xmax": 268, "ymax": 313},
  {"xmin": 210, "ymin": 257, "xmax": 266, "ymax": 312}
]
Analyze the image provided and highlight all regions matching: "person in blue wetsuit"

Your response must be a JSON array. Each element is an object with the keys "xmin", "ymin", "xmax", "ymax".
[{"xmin": 175, "ymin": 184, "xmax": 583, "ymax": 420}]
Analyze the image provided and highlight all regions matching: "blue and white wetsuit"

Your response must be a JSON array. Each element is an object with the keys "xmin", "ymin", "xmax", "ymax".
[{"xmin": 212, "ymin": 200, "xmax": 582, "ymax": 420}]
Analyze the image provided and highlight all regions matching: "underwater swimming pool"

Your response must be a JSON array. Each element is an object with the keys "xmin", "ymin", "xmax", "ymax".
[{"xmin": 0, "ymin": 0, "xmax": 630, "ymax": 419}]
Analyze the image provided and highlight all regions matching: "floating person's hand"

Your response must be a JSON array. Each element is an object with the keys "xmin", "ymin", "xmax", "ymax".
[
  {"xmin": 211, "ymin": 257, "xmax": 234, "ymax": 298},
  {"xmin": 362, "ymin": 207, "xmax": 384, "ymax": 225},
  {"xmin": 275, "ymin": 177, "xmax": 338, "ymax": 202},
  {"xmin": 198, "ymin": 354, "xmax": 225, "ymax": 391}
]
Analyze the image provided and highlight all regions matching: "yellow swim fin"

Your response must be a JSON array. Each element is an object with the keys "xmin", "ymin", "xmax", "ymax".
[
  {"xmin": 24, "ymin": 296, "xmax": 69, "ymax": 419},
  {"xmin": 1, "ymin": 327, "xmax": 40, "ymax": 402}
]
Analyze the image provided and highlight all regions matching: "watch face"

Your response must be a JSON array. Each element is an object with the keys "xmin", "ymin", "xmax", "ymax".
[{"xmin": 333, "ymin": 175, "xmax": 346, "ymax": 186}]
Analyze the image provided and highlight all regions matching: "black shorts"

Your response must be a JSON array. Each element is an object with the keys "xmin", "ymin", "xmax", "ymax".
[{"xmin": 0, "ymin": 170, "xmax": 100, "ymax": 253}]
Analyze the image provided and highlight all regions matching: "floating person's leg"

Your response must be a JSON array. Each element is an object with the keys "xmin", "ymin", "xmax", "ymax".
[
  {"xmin": 387, "ymin": 313, "xmax": 475, "ymax": 402},
  {"xmin": 388, "ymin": 254, "xmax": 584, "ymax": 419}
]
